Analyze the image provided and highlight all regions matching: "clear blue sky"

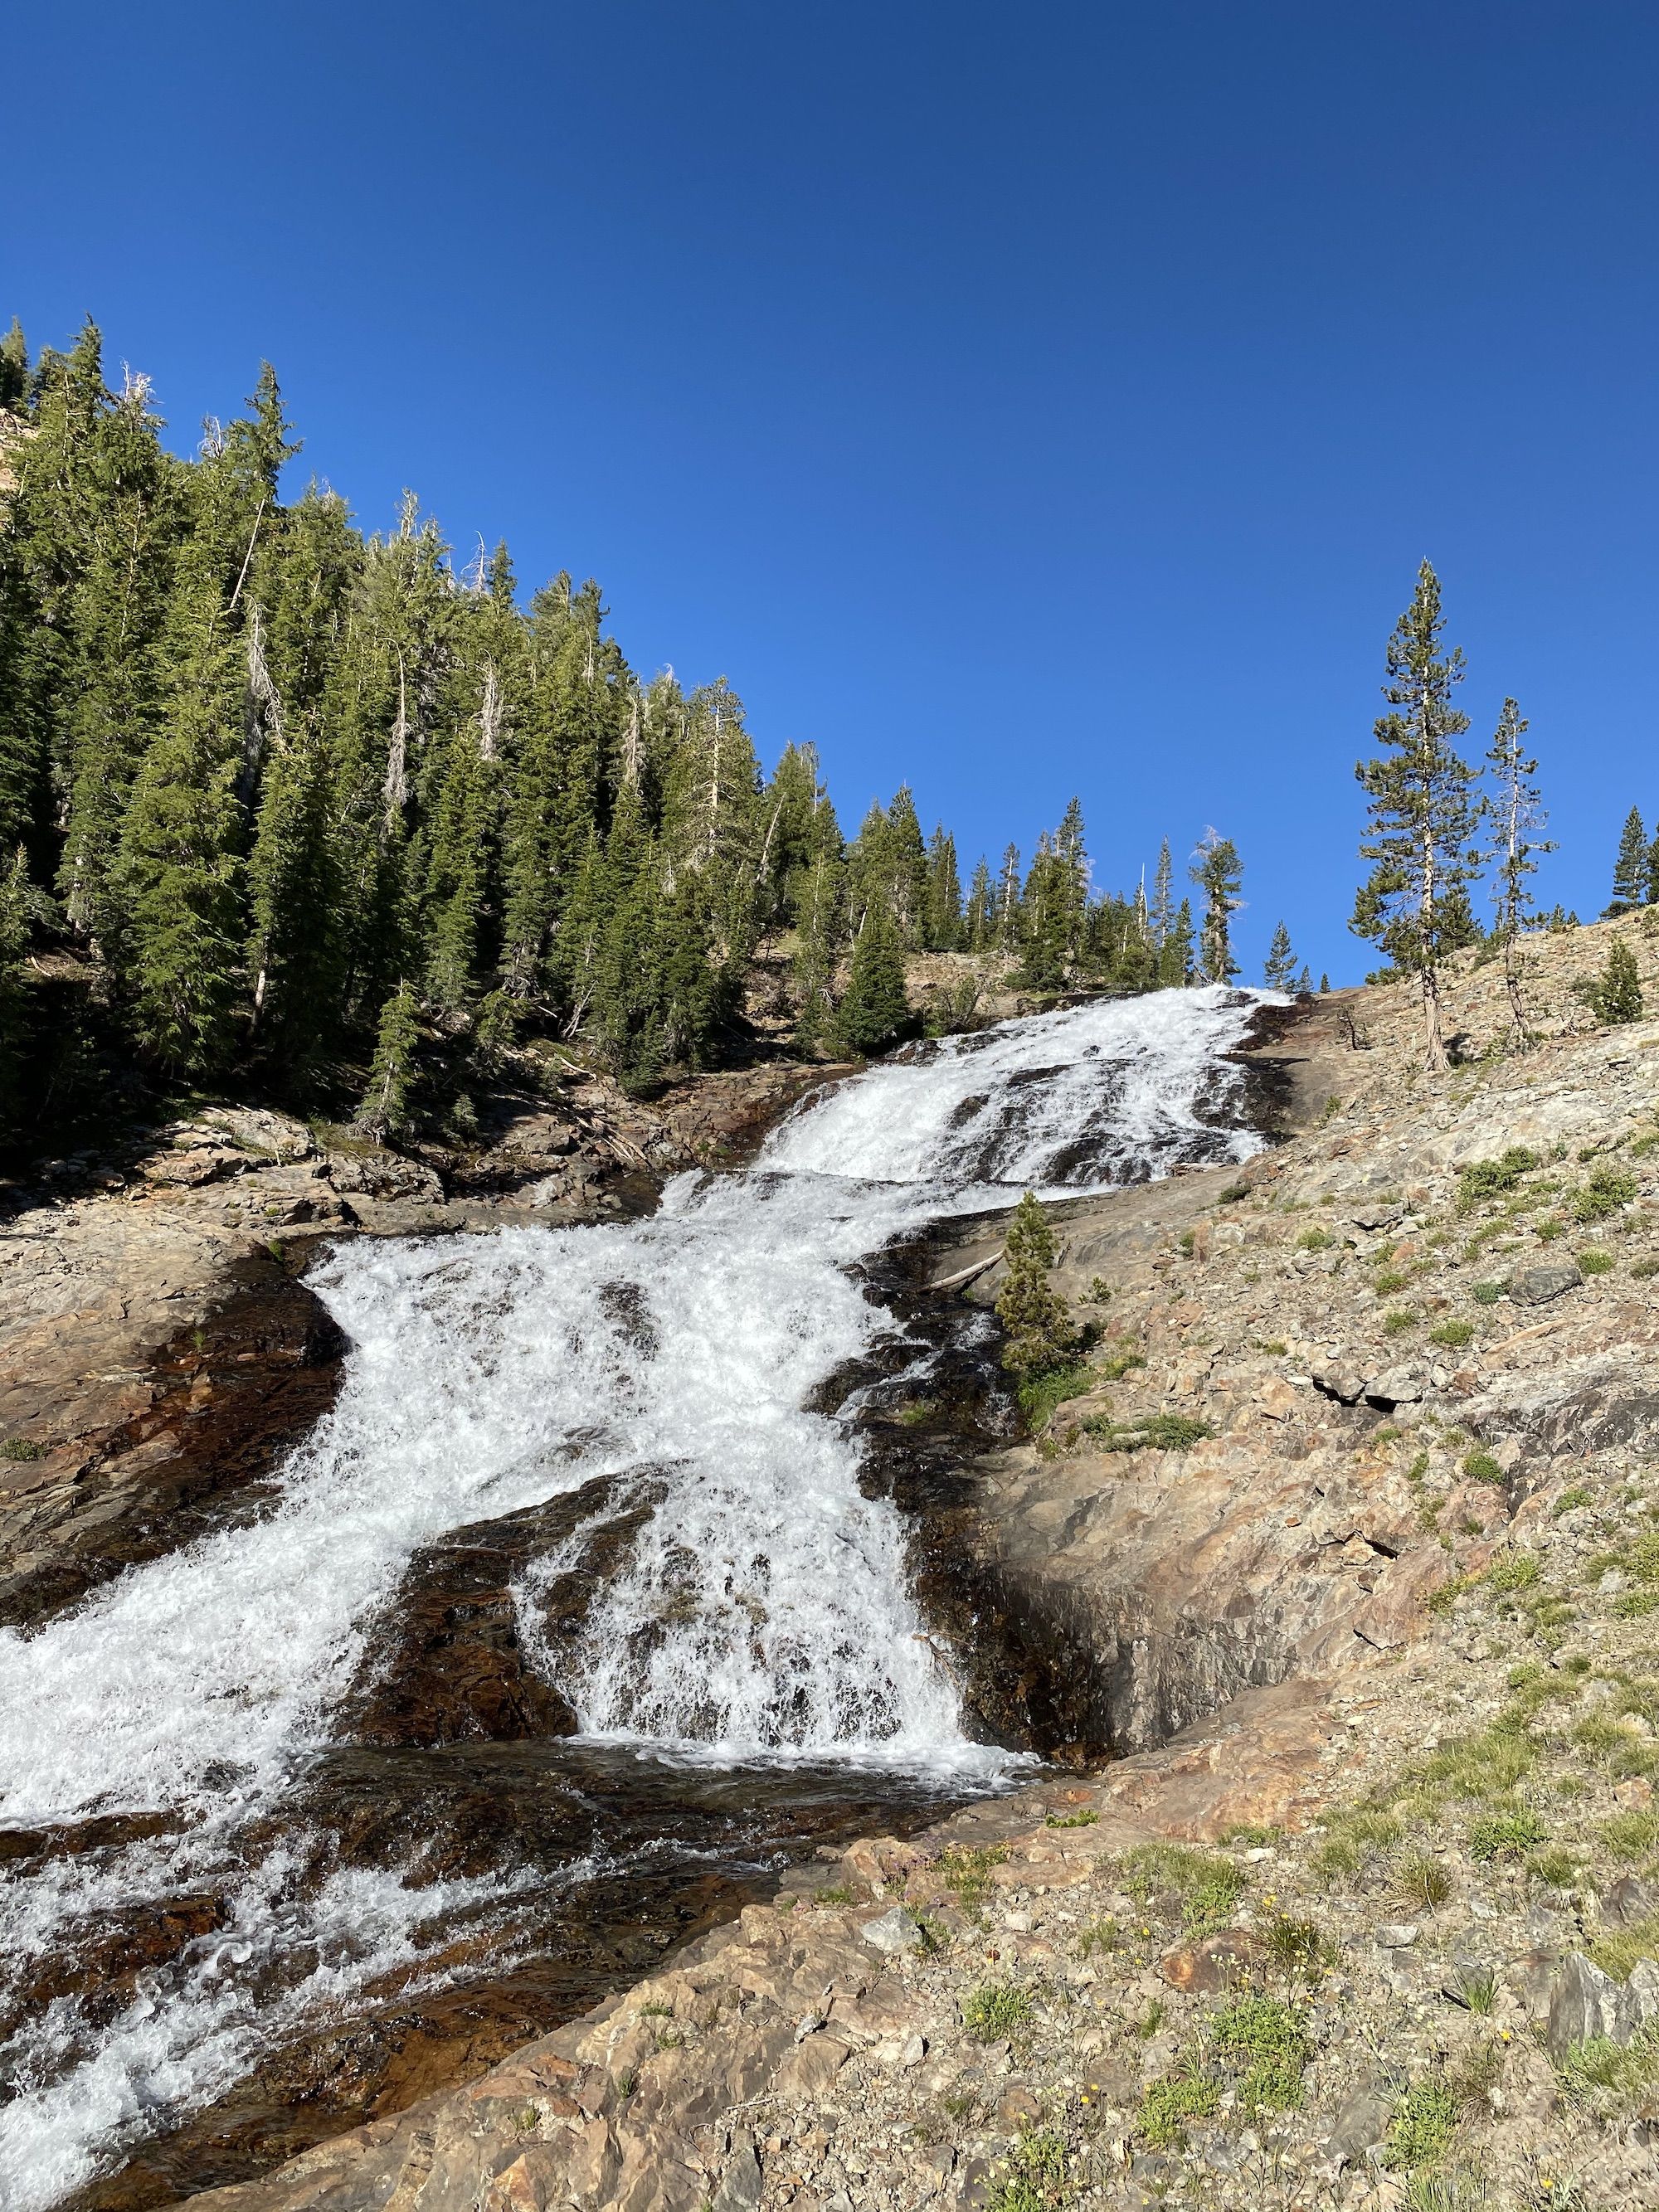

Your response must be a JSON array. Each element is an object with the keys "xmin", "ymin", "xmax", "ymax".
[{"xmin": 6, "ymin": 2, "xmax": 1655, "ymax": 982}]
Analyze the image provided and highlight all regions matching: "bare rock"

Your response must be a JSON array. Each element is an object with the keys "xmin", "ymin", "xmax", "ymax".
[
  {"xmin": 859, "ymin": 1906, "xmax": 926, "ymax": 1955},
  {"xmin": 1325, "ymin": 2083, "xmax": 1391, "ymax": 2165},
  {"xmin": 1547, "ymin": 1952, "xmax": 1637, "ymax": 2059},
  {"xmin": 1510, "ymin": 1262, "xmax": 1584, "ymax": 1307}
]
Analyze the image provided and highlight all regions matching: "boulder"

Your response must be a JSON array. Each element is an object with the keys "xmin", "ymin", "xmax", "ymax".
[
  {"xmin": 1510, "ymin": 1262, "xmax": 1583, "ymax": 1307},
  {"xmin": 1365, "ymin": 1368, "xmax": 1423, "ymax": 1410},
  {"xmin": 1325, "ymin": 2083, "xmax": 1391, "ymax": 2166},
  {"xmin": 859, "ymin": 1906, "xmax": 927, "ymax": 1956},
  {"xmin": 1545, "ymin": 1950, "xmax": 1659, "ymax": 2059},
  {"xmin": 1312, "ymin": 1366, "xmax": 1368, "ymax": 1406}
]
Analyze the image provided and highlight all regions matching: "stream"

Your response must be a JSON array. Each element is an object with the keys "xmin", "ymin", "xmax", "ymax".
[{"xmin": 0, "ymin": 986, "xmax": 1267, "ymax": 2210}]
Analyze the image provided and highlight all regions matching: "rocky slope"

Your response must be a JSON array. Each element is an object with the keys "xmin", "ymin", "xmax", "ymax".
[{"xmin": 166, "ymin": 913, "xmax": 1659, "ymax": 2212}]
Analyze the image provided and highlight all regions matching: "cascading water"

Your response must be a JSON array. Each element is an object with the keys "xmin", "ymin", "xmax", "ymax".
[{"xmin": 0, "ymin": 986, "xmax": 1267, "ymax": 2210}]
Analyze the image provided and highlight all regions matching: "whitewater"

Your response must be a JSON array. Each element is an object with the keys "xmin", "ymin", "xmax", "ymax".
[{"xmin": 0, "ymin": 985, "xmax": 1267, "ymax": 2209}]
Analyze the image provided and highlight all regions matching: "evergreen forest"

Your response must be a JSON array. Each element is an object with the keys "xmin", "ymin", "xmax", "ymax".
[{"xmin": 0, "ymin": 321, "xmax": 1244, "ymax": 1147}]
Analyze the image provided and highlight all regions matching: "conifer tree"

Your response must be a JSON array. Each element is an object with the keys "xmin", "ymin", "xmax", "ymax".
[
  {"xmin": 1608, "ymin": 806, "xmax": 1648, "ymax": 916},
  {"xmin": 246, "ymin": 723, "xmax": 343, "ymax": 1070},
  {"xmin": 355, "ymin": 981, "xmax": 423, "ymax": 1137},
  {"xmin": 1591, "ymin": 936, "xmax": 1644, "ymax": 1026},
  {"xmin": 1262, "ymin": 919, "xmax": 1297, "ymax": 990},
  {"xmin": 0, "ymin": 320, "xmax": 27, "ymax": 411},
  {"xmin": 1320, "ymin": 972, "xmax": 1330, "ymax": 992},
  {"xmin": 995, "ymin": 1191, "xmax": 1074, "ymax": 1378},
  {"xmin": 1018, "ymin": 834, "xmax": 1071, "ymax": 992},
  {"xmin": 995, "ymin": 843, "xmax": 1023, "ymax": 951},
  {"xmin": 963, "ymin": 855, "xmax": 995, "ymax": 951},
  {"xmin": 923, "ymin": 825, "xmax": 963, "ymax": 950},
  {"xmin": 1190, "ymin": 829, "xmax": 1243, "ymax": 984},
  {"xmin": 1296, "ymin": 965, "xmax": 1313, "ymax": 991},
  {"xmin": 0, "ymin": 848, "xmax": 33, "ymax": 1126},
  {"xmin": 834, "ymin": 897, "xmax": 911, "ymax": 1055},
  {"xmin": 117, "ymin": 564, "xmax": 246, "ymax": 1072},
  {"xmin": 1150, "ymin": 839, "xmax": 1175, "ymax": 947},
  {"xmin": 422, "ymin": 716, "xmax": 497, "ymax": 1009},
  {"xmin": 791, "ymin": 849, "xmax": 844, "ymax": 1051},
  {"xmin": 1350, "ymin": 560, "xmax": 1484, "ymax": 1070},
  {"xmin": 1159, "ymin": 897, "xmax": 1195, "ymax": 987},
  {"xmin": 1486, "ymin": 698, "xmax": 1553, "ymax": 1041}
]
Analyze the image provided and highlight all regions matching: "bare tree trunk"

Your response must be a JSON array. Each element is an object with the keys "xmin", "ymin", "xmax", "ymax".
[{"xmin": 1422, "ymin": 964, "xmax": 1447, "ymax": 1071}]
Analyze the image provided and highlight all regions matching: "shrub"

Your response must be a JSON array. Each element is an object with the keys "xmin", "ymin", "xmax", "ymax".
[
  {"xmin": 938, "ymin": 1845, "xmax": 1006, "ymax": 1909},
  {"xmin": 1634, "ymin": 1258, "xmax": 1659, "ymax": 1280},
  {"xmin": 1467, "ymin": 1810, "xmax": 1546, "ymax": 1861},
  {"xmin": 1094, "ymin": 1346, "xmax": 1147, "ymax": 1381},
  {"xmin": 1297, "ymin": 1225, "xmax": 1334, "ymax": 1252},
  {"xmin": 1137, "ymin": 2068, "xmax": 1219, "ymax": 2146},
  {"xmin": 1572, "ymin": 1164, "xmax": 1638, "ymax": 1223},
  {"xmin": 1211, "ymin": 1993, "xmax": 1312, "ymax": 2112},
  {"xmin": 1122, "ymin": 1843, "xmax": 1244, "ymax": 1936},
  {"xmin": 1486, "ymin": 1551, "xmax": 1540, "ymax": 1592},
  {"xmin": 1017, "ymin": 1361, "xmax": 1097, "ymax": 1432},
  {"xmin": 1579, "ymin": 1247, "xmax": 1615, "ymax": 1276},
  {"xmin": 1462, "ymin": 1449, "xmax": 1504, "ymax": 1485},
  {"xmin": 1384, "ymin": 2079, "xmax": 1459, "ymax": 2171},
  {"xmin": 1384, "ymin": 1308, "xmax": 1417, "ymax": 1335},
  {"xmin": 1552, "ymin": 1485, "xmax": 1593, "ymax": 1515},
  {"xmin": 1456, "ymin": 1149, "xmax": 1539, "ymax": 1213},
  {"xmin": 0, "ymin": 1437, "xmax": 45, "ymax": 1461},
  {"xmin": 986, "ymin": 2126, "xmax": 1070, "ymax": 2212},
  {"xmin": 1430, "ymin": 1319, "xmax": 1475, "ymax": 1349},
  {"xmin": 1472, "ymin": 1280, "xmax": 1505, "ymax": 1304},
  {"xmin": 1262, "ymin": 1910, "xmax": 1325, "ymax": 1983},
  {"xmin": 1082, "ymin": 1412, "xmax": 1214, "ymax": 1453},
  {"xmin": 962, "ymin": 1980, "xmax": 1034, "ymax": 2040},
  {"xmin": 1044, "ymin": 1807, "xmax": 1098, "ymax": 1828},
  {"xmin": 1373, "ymin": 1267, "xmax": 1410, "ymax": 1295}
]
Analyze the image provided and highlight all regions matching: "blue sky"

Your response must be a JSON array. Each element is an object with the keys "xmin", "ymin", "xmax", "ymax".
[{"xmin": 6, "ymin": 2, "xmax": 1656, "ymax": 982}]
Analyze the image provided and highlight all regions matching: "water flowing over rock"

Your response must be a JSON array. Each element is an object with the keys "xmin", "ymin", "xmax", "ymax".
[{"xmin": 0, "ymin": 986, "xmax": 1267, "ymax": 2210}]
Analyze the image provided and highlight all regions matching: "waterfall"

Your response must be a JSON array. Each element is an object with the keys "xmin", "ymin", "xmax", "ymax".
[{"xmin": 0, "ymin": 986, "xmax": 1266, "ymax": 2208}]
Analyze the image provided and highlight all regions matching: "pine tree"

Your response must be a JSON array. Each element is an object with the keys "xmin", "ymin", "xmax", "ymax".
[
  {"xmin": 791, "ymin": 849, "xmax": 844, "ymax": 1052},
  {"xmin": 1486, "ymin": 698, "xmax": 1553, "ymax": 1041},
  {"xmin": 1608, "ymin": 806, "xmax": 1648, "ymax": 916},
  {"xmin": 1047, "ymin": 799, "xmax": 1086, "ymax": 960},
  {"xmin": 995, "ymin": 1191, "xmax": 1074, "ymax": 1378},
  {"xmin": 963, "ymin": 855, "xmax": 995, "ymax": 950},
  {"xmin": 923, "ymin": 826, "xmax": 963, "ymax": 950},
  {"xmin": 834, "ymin": 897, "xmax": 912, "ymax": 1056},
  {"xmin": 995, "ymin": 843, "xmax": 1023, "ymax": 951},
  {"xmin": 0, "ymin": 847, "xmax": 34, "ymax": 1130},
  {"xmin": 1150, "ymin": 839, "xmax": 1175, "ymax": 947},
  {"xmin": 117, "ymin": 571, "xmax": 246, "ymax": 1073},
  {"xmin": 0, "ymin": 320, "xmax": 27, "ymax": 411},
  {"xmin": 1190, "ymin": 829, "xmax": 1243, "ymax": 984},
  {"xmin": 1262, "ymin": 919, "xmax": 1297, "ymax": 990},
  {"xmin": 246, "ymin": 723, "xmax": 344, "ymax": 1071},
  {"xmin": 1295, "ymin": 965, "xmax": 1312, "ymax": 991},
  {"xmin": 355, "ymin": 981, "xmax": 424, "ymax": 1137},
  {"xmin": 1159, "ymin": 897, "xmax": 1195, "ymax": 987},
  {"xmin": 1350, "ymin": 559, "xmax": 1484, "ymax": 1070},
  {"xmin": 1590, "ymin": 936, "xmax": 1644, "ymax": 1026},
  {"xmin": 422, "ymin": 716, "xmax": 497, "ymax": 1009},
  {"xmin": 1016, "ymin": 834, "xmax": 1071, "ymax": 992},
  {"xmin": 1320, "ymin": 972, "xmax": 1331, "ymax": 992}
]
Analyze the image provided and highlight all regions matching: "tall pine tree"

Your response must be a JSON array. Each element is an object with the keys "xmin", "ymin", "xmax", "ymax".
[{"xmin": 1350, "ymin": 560, "xmax": 1484, "ymax": 1070}]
